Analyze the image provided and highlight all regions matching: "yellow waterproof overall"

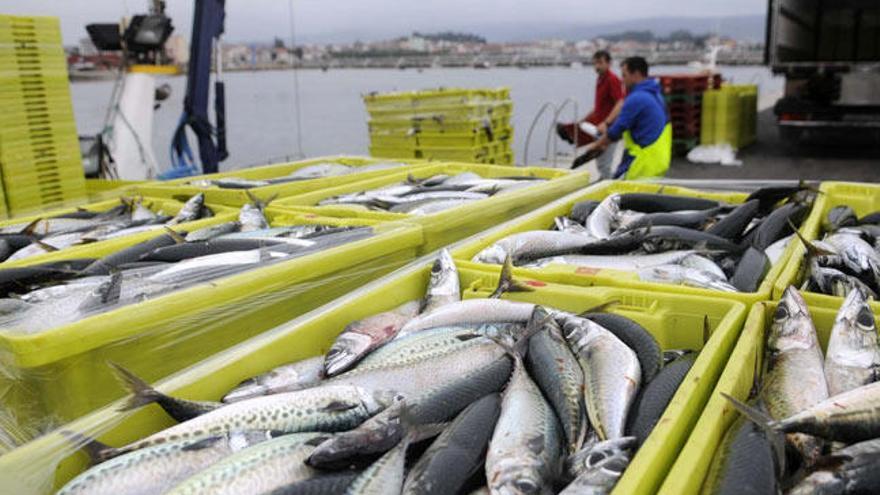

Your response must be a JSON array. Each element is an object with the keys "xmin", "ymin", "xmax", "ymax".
[{"xmin": 621, "ymin": 123, "xmax": 673, "ymax": 180}]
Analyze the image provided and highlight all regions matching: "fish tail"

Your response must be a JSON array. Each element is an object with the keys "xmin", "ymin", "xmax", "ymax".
[
  {"xmin": 788, "ymin": 220, "xmax": 833, "ymax": 258},
  {"xmin": 108, "ymin": 362, "xmax": 164, "ymax": 412},
  {"xmin": 18, "ymin": 218, "xmax": 43, "ymax": 236},
  {"xmin": 59, "ymin": 430, "xmax": 116, "ymax": 465},
  {"xmin": 720, "ymin": 393, "xmax": 776, "ymax": 428},
  {"xmin": 163, "ymin": 226, "xmax": 187, "ymax": 244},
  {"xmin": 577, "ymin": 299, "xmax": 620, "ymax": 317},
  {"xmin": 489, "ymin": 254, "xmax": 534, "ymax": 299}
]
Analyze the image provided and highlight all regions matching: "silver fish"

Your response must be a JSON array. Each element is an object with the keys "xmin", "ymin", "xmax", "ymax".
[
  {"xmin": 222, "ymin": 356, "xmax": 326, "ymax": 403},
  {"xmin": 561, "ymin": 315, "xmax": 641, "ymax": 440},
  {"xmin": 288, "ymin": 163, "xmax": 354, "ymax": 179},
  {"xmin": 421, "ymin": 249, "xmax": 460, "ymax": 314},
  {"xmin": 345, "ymin": 432, "xmax": 412, "ymax": 495},
  {"xmin": 554, "ymin": 216, "xmax": 591, "ymax": 236},
  {"xmin": 560, "ymin": 437, "xmax": 636, "ymax": 495},
  {"xmin": 399, "ymin": 199, "xmax": 470, "ymax": 216},
  {"xmin": 472, "ymin": 231, "xmax": 596, "ymax": 265},
  {"xmin": 523, "ymin": 250, "xmax": 697, "ymax": 272},
  {"xmin": 164, "ymin": 432, "xmax": 325, "ymax": 495},
  {"xmin": 485, "ymin": 354, "xmax": 562, "ymax": 495},
  {"xmin": 638, "ymin": 265, "xmax": 738, "ymax": 292},
  {"xmin": 824, "ymin": 289, "xmax": 880, "ymax": 396},
  {"xmin": 760, "ymin": 286, "xmax": 829, "ymax": 464},
  {"xmin": 324, "ymin": 300, "xmax": 422, "ymax": 377},
  {"xmin": 168, "ymin": 193, "xmax": 206, "ymax": 225},
  {"xmin": 57, "ymin": 431, "xmax": 274, "ymax": 495},
  {"xmin": 587, "ymin": 194, "xmax": 620, "ymax": 240},
  {"xmin": 102, "ymin": 385, "xmax": 390, "ymax": 459},
  {"xmin": 396, "ymin": 299, "xmax": 539, "ymax": 338},
  {"xmin": 239, "ymin": 203, "xmax": 270, "ymax": 232},
  {"xmin": 764, "ymin": 234, "xmax": 793, "ymax": 266},
  {"xmin": 186, "ymin": 222, "xmax": 242, "ymax": 242}
]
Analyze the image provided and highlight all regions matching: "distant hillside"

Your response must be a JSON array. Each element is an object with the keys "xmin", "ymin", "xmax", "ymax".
[{"xmin": 473, "ymin": 15, "xmax": 767, "ymax": 43}]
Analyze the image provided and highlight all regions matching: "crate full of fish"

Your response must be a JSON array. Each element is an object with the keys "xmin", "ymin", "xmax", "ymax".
[
  {"xmin": 0, "ymin": 250, "xmax": 747, "ymax": 494},
  {"xmin": 276, "ymin": 162, "xmax": 589, "ymax": 254},
  {"xmin": 454, "ymin": 180, "xmax": 816, "ymax": 305},
  {"xmin": 0, "ymin": 194, "xmax": 238, "ymax": 268},
  {"xmin": 775, "ymin": 181, "xmax": 880, "ymax": 313},
  {"xmin": 0, "ymin": 202, "xmax": 423, "ymax": 448},
  {"xmin": 662, "ymin": 288, "xmax": 880, "ymax": 494},
  {"xmin": 134, "ymin": 155, "xmax": 422, "ymax": 208}
]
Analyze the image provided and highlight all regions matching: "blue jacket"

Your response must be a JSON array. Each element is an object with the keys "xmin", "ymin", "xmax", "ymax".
[{"xmin": 607, "ymin": 78, "xmax": 668, "ymax": 147}]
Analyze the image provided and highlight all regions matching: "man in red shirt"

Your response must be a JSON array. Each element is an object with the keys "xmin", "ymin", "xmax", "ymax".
[{"xmin": 556, "ymin": 50, "xmax": 625, "ymax": 178}]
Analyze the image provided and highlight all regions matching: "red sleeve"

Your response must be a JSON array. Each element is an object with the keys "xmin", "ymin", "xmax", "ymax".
[{"xmin": 608, "ymin": 75, "xmax": 624, "ymax": 102}]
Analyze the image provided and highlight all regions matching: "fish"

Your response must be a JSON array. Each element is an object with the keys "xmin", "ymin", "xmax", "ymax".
[
  {"xmin": 638, "ymin": 265, "xmax": 738, "ymax": 292},
  {"xmin": 399, "ymin": 199, "xmax": 471, "ymax": 215},
  {"xmin": 403, "ymin": 394, "xmax": 502, "ymax": 495},
  {"xmin": 288, "ymin": 162, "xmax": 356, "ymax": 179},
  {"xmin": 561, "ymin": 314, "xmax": 641, "ymax": 441},
  {"xmin": 266, "ymin": 470, "xmax": 362, "ymax": 495},
  {"xmin": 759, "ymin": 286, "xmax": 829, "ymax": 464},
  {"xmin": 324, "ymin": 300, "xmax": 422, "ymax": 377},
  {"xmin": 618, "ymin": 193, "xmax": 720, "ymax": 213},
  {"xmin": 560, "ymin": 437, "xmax": 636, "ymax": 495},
  {"xmin": 699, "ymin": 413, "xmax": 781, "ymax": 495},
  {"xmin": 625, "ymin": 353, "xmax": 696, "ymax": 445},
  {"xmin": 57, "ymin": 431, "xmax": 276, "ymax": 495},
  {"xmin": 582, "ymin": 313, "xmax": 662, "ymax": 384},
  {"xmin": 729, "ymin": 246, "xmax": 771, "ymax": 293},
  {"xmin": 706, "ymin": 199, "xmax": 760, "ymax": 240},
  {"xmin": 168, "ymin": 194, "xmax": 207, "ymax": 225},
  {"xmin": 522, "ymin": 250, "xmax": 697, "ymax": 272},
  {"xmin": 472, "ymin": 231, "xmax": 596, "ymax": 265},
  {"xmin": 239, "ymin": 203, "xmax": 271, "ymax": 232},
  {"xmin": 554, "ymin": 216, "xmax": 590, "ymax": 235},
  {"xmin": 786, "ymin": 451, "xmax": 880, "ymax": 495},
  {"xmin": 616, "ymin": 207, "xmax": 722, "ymax": 233},
  {"xmin": 344, "ymin": 429, "xmax": 413, "ymax": 495},
  {"xmin": 525, "ymin": 307, "xmax": 587, "ymax": 454},
  {"xmin": 729, "ymin": 380, "xmax": 880, "ymax": 444},
  {"xmin": 82, "ymin": 233, "xmax": 183, "ymax": 276},
  {"xmin": 587, "ymin": 194, "xmax": 620, "ymax": 240},
  {"xmin": 186, "ymin": 222, "xmax": 242, "ymax": 242},
  {"xmin": 485, "ymin": 342, "xmax": 563, "ymax": 495},
  {"xmin": 111, "ymin": 363, "xmax": 223, "ymax": 422},
  {"xmin": 764, "ymin": 234, "xmax": 793, "ymax": 266},
  {"xmin": 164, "ymin": 432, "xmax": 327, "ymax": 495},
  {"xmin": 749, "ymin": 202, "xmax": 809, "ymax": 251},
  {"xmin": 223, "ymin": 356, "xmax": 326, "ymax": 403},
  {"xmin": 569, "ymin": 200, "xmax": 600, "ymax": 225},
  {"xmin": 97, "ymin": 385, "xmax": 392, "ymax": 460},
  {"xmin": 421, "ymin": 249, "xmax": 461, "ymax": 314},
  {"xmin": 824, "ymin": 289, "xmax": 880, "ymax": 396},
  {"xmin": 824, "ymin": 206, "xmax": 859, "ymax": 232}
]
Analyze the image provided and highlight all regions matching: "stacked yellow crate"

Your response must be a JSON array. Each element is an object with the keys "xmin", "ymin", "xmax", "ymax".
[
  {"xmin": 0, "ymin": 15, "xmax": 87, "ymax": 217},
  {"xmin": 364, "ymin": 87, "xmax": 515, "ymax": 165},
  {"xmin": 700, "ymin": 84, "xmax": 758, "ymax": 149}
]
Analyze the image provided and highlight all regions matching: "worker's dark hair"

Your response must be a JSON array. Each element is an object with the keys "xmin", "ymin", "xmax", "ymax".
[
  {"xmin": 592, "ymin": 50, "xmax": 611, "ymax": 62},
  {"xmin": 622, "ymin": 57, "xmax": 649, "ymax": 76}
]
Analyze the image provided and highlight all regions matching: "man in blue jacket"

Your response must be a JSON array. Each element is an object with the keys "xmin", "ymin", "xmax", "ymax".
[{"xmin": 594, "ymin": 57, "xmax": 672, "ymax": 179}]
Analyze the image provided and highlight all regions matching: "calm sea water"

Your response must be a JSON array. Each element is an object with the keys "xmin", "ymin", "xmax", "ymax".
[{"xmin": 69, "ymin": 66, "xmax": 783, "ymax": 172}]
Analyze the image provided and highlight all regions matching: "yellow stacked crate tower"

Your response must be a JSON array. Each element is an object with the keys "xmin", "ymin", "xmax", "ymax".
[
  {"xmin": 0, "ymin": 15, "xmax": 87, "ymax": 218},
  {"xmin": 364, "ymin": 87, "xmax": 515, "ymax": 165}
]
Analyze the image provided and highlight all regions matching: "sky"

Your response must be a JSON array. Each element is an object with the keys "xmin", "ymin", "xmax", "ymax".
[{"xmin": 3, "ymin": 0, "xmax": 768, "ymax": 45}]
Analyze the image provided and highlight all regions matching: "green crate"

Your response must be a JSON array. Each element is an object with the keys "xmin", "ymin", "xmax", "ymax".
[
  {"xmin": 277, "ymin": 162, "xmax": 587, "ymax": 254},
  {"xmin": 368, "ymin": 101, "xmax": 513, "ymax": 123},
  {"xmin": 774, "ymin": 181, "xmax": 880, "ymax": 313},
  {"xmin": 0, "ymin": 263, "xmax": 746, "ymax": 494},
  {"xmin": 368, "ymin": 133, "xmax": 419, "ymax": 149},
  {"xmin": 660, "ymin": 300, "xmax": 867, "ymax": 494},
  {"xmin": 452, "ymin": 180, "xmax": 813, "ymax": 306},
  {"xmin": 0, "ymin": 209, "xmax": 422, "ymax": 449},
  {"xmin": 135, "ymin": 155, "xmax": 428, "ymax": 208}
]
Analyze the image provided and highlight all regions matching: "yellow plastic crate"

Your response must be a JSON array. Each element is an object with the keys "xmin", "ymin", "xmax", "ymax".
[
  {"xmin": 276, "ymin": 162, "xmax": 588, "ymax": 254},
  {"xmin": 774, "ymin": 181, "xmax": 880, "ymax": 313},
  {"xmin": 368, "ymin": 146, "xmax": 419, "ymax": 160},
  {"xmin": 452, "ymin": 180, "xmax": 811, "ymax": 306},
  {"xmin": 0, "ymin": 261, "xmax": 745, "ymax": 494},
  {"xmin": 660, "ymin": 300, "xmax": 863, "ymax": 494},
  {"xmin": 0, "ymin": 209, "xmax": 422, "ymax": 448},
  {"xmin": 0, "ymin": 197, "xmax": 238, "ymax": 268},
  {"xmin": 84, "ymin": 179, "xmax": 146, "ymax": 202},
  {"xmin": 363, "ymin": 87, "xmax": 510, "ymax": 112},
  {"xmin": 700, "ymin": 84, "xmax": 758, "ymax": 149},
  {"xmin": 135, "ymin": 155, "xmax": 426, "ymax": 208},
  {"xmin": 368, "ymin": 101, "xmax": 513, "ymax": 123},
  {"xmin": 368, "ymin": 115, "xmax": 510, "ymax": 135}
]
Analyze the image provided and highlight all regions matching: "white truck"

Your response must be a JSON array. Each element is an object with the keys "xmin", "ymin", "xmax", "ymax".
[{"xmin": 766, "ymin": 0, "xmax": 880, "ymax": 145}]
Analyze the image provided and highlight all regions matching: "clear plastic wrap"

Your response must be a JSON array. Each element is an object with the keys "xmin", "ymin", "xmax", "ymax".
[
  {"xmin": 0, "ymin": 252, "xmax": 747, "ymax": 494},
  {"xmin": 0, "ymin": 205, "xmax": 423, "ymax": 458},
  {"xmin": 276, "ymin": 161, "xmax": 590, "ymax": 254},
  {"xmin": 135, "ymin": 155, "xmax": 426, "ymax": 207}
]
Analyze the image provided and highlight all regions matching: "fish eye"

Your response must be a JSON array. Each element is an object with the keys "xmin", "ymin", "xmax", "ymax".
[
  {"xmin": 431, "ymin": 261, "xmax": 441, "ymax": 273},
  {"xmin": 587, "ymin": 452, "xmax": 607, "ymax": 466},
  {"xmin": 773, "ymin": 305, "xmax": 789, "ymax": 322},
  {"xmin": 513, "ymin": 479, "xmax": 540, "ymax": 494},
  {"xmin": 857, "ymin": 308, "xmax": 876, "ymax": 330}
]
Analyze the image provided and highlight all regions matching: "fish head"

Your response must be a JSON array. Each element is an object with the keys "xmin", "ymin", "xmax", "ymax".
[
  {"xmin": 474, "ymin": 244, "xmax": 509, "ymax": 265},
  {"xmin": 324, "ymin": 332, "xmax": 373, "ymax": 377},
  {"xmin": 368, "ymin": 389, "xmax": 404, "ymax": 412},
  {"xmin": 837, "ymin": 289, "xmax": 879, "ymax": 348},
  {"xmin": 425, "ymin": 249, "xmax": 460, "ymax": 301},
  {"xmin": 769, "ymin": 287, "xmax": 818, "ymax": 352},
  {"xmin": 488, "ymin": 457, "xmax": 544, "ymax": 495}
]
